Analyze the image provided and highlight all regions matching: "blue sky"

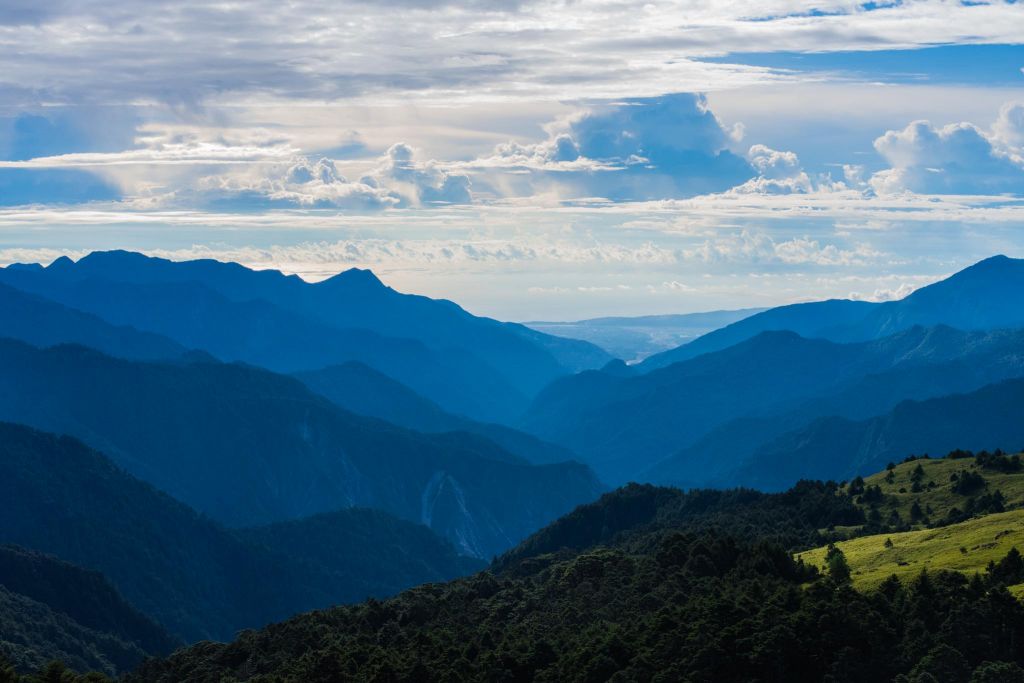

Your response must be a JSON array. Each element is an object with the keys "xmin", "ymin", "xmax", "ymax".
[{"xmin": 0, "ymin": 1, "xmax": 1022, "ymax": 319}]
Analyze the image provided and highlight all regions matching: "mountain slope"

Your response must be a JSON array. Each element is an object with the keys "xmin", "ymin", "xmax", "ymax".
[
  {"xmin": 833, "ymin": 254, "xmax": 1024, "ymax": 342},
  {"xmin": 0, "ymin": 281, "xmax": 183, "ymax": 361},
  {"xmin": 736, "ymin": 379, "xmax": 1024, "ymax": 490},
  {"xmin": 0, "ymin": 340, "xmax": 603, "ymax": 557},
  {"xmin": 0, "ymin": 422, "xmax": 484, "ymax": 641},
  {"xmin": 646, "ymin": 326, "xmax": 1024, "ymax": 487},
  {"xmin": 641, "ymin": 254, "xmax": 1024, "ymax": 371},
  {"xmin": 796, "ymin": 509, "xmax": 1024, "ymax": 590},
  {"xmin": 236, "ymin": 509, "xmax": 484, "ymax": 597},
  {"xmin": 0, "ymin": 545, "xmax": 177, "ymax": 675},
  {"xmin": 0, "ymin": 586, "xmax": 145, "ymax": 676},
  {"xmin": 0, "ymin": 545, "xmax": 178, "ymax": 658},
  {"xmin": 523, "ymin": 324, "xmax": 1024, "ymax": 483},
  {"xmin": 296, "ymin": 361, "xmax": 578, "ymax": 464}
]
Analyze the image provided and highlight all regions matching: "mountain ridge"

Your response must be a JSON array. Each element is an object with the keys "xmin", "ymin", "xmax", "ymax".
[{"xmin": 0, "ymin": 338, "xmax": 604, "ymax": 557}]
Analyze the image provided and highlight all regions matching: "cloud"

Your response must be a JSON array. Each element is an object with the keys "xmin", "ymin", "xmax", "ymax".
[
  {"xmin": 0, "ymin": 122, "xmax": 472, "ymax": 210},
  {"xmin": 869, "ymin": 112, "xmax": 1024, "ymax": 195},
  {"xmin": 0, "ymin": 108, "xmax": 141, "ymax": 204},
  {"xmin": 371, "ymin": 143, "xmax": 472, "ymax": 206},
  {"xmin": 848, "ymin": 282, "xmax": 919, "ymax": 302},
  {"xmin": 0, "ymin": 125, "xmax": 298, "ymax": 168},
  {"xmin": 192, "ymin": 156, "xmax": 400, "ymax": 211},
  {"xmin": 197, "ymin": 144, "xmax": 474, "ymax": 210},
  {"xmin": 729, "ymin": 144, "xmax": 813, "ymax": 195},
  {"xmin": 993, "ymin": 101, "xmax": 1024, "ymax": 150},
  {"xmin": 0, "ymin": 194, "xmax": 1011, "ymax": 320},
  {"xmin": 468, "ymin": 93, "xmax": 754, "ymax": 200},
  {"xmin": 684, "ymin": 229, "xmax": 882, "ymax": 266}
]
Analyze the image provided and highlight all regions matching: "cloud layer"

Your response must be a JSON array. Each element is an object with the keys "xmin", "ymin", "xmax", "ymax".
[{"xmin": 0, "ymin": 1, "xmax": 1020, "ymax": 107}]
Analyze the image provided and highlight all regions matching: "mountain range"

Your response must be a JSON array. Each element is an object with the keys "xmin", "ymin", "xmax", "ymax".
[
  {"xmin": 5, "ymin": 250, "xmax": 1024, "ymax": 679},
  {"xmin": 519, "ymin": 256, "xmax": 1024, "ymax": 484},
  {"xmin": 645, "ymin": 325, "xmax": 1024, "ymax": 488},
  {"xmin": 0, "ymin": 251, "xmax": 611, "ymax": 423}
]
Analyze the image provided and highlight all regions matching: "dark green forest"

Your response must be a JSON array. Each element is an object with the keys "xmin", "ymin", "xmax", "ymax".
[{"xmin": 125, "ymin": 484, "xmax": 1024, "ymax": 683}]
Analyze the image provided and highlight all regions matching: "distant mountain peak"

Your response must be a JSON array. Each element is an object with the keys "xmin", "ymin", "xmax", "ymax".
[
  {"xmin": 900, "ymin": 254, "xmax": 1023, "ymax": 304},
  {"xmin": 942, "ymin": 254, "xmax": 1019, "ymax": 281},
  {"xmin": 320, "ymin": 267, "xmax": 387, "ymax": 290},
  {"xmin": 47, "ymin": 255, "xmax": 75, "ymax": 270}
]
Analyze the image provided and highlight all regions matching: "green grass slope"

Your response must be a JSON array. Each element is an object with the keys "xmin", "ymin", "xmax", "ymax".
[
  {"xmin": 797, "ymin": 509, "xmax": 1024, "ymax": 590},
  {"xmin": 857, "ymin": 453, "xmax": 1024, "ymax": 526}
]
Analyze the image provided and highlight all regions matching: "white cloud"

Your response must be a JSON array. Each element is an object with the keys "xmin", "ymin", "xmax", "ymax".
[
  {"xmin": 870, "ymin": 110, "xmax": 1024, "ymax": 195},
  {"xmin": 682, "ymin": 229, "xmax": 881, "ymax": 267},
  {"xmin": 848, "ymin": 281, "xmax": 919, "ymax": 302},
  {"xmin": 0, "ymin": 126, "xmax": 298, "ymax": 168},
  {"xmin": 993, "ymin": 101, "xmax": 1024, "ymax": 150},
  {"xmin": 370, "ymin": 143, "xmax": 472, "ymax": 206},
  {"xmin": 729, "ymin": 144, "xmax": 814, "ymax": 195},
  {"xmin": 192, "ymin": 156, "xmax": 401, "ymax": 210},
  {"xmin": 0, "ymin": 125, "xmax": 473, "ymax": 210}
]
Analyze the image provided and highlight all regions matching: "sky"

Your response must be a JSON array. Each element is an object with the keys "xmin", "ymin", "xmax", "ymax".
[{"xmin": 0, "ymin": 1, "xmax": 1022, "ymax": 320}]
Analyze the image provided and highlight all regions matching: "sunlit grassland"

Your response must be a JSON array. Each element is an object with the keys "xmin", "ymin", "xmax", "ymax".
[{"xmin": 797, "ymin": 508, "xmax": 1024, "ymax": 590}]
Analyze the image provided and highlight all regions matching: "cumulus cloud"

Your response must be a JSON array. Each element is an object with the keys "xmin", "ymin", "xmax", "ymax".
[
  {"xmin": 729, "ymin": 144, "xmax": 813, "ymax": 195},
  {"xmin": 468, "ymin": 93, "xmax": 753, "ymax": 201},
  {"xmin": 993, "ymin": 101, "xmax": 1024, "ymax": 150},
  {"xmin": 371, "ymin": 143, "xmax": 472, "ymax": 206},
  {"xmin": 192, "ymin": 156, "xmax": 400, "ymax": 211},
  {"xmin": 869, "ymin": 110, "xmax": 1024, "ymax": 195}
]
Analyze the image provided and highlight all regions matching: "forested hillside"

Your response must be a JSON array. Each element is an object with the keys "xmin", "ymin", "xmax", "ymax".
[{"xmin": 129, "ymin": 479, "xmax": 1024, "ymax": 683}]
